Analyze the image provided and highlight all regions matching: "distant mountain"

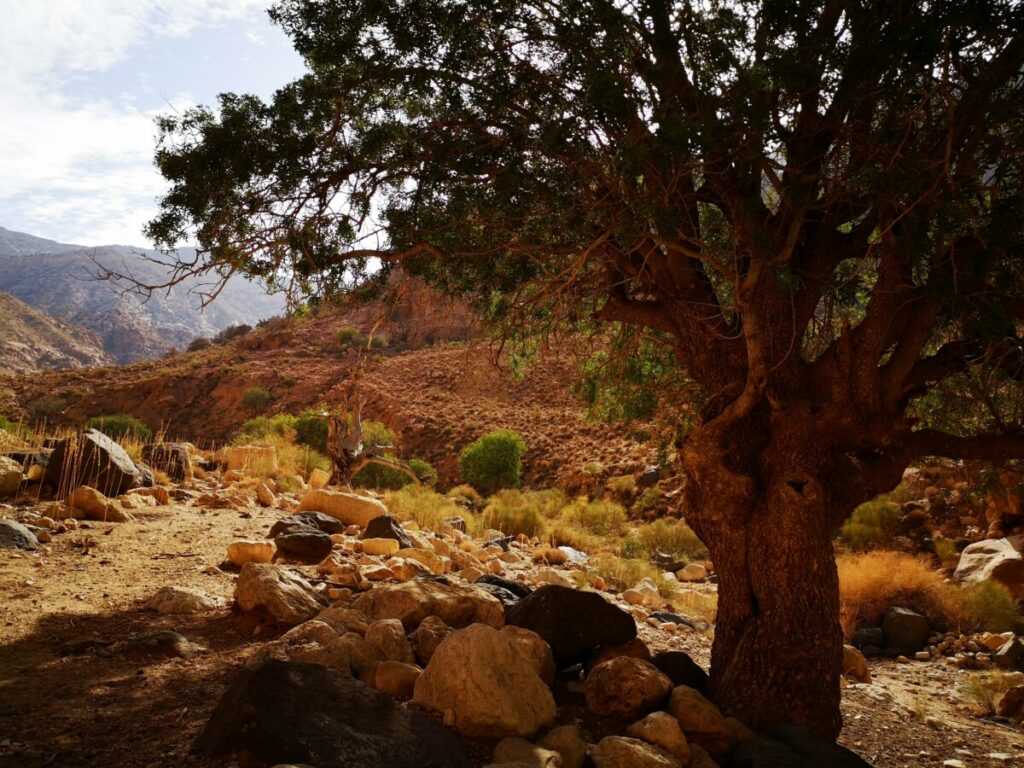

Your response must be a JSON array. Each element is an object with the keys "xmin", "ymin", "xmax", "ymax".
[
  {"xmin": 0, "ymin": 227, "xmax": 286, "ymax": 364},
  {"xmin": 0, "ymin": 292, "xmax": 110, "ymax": 374}
]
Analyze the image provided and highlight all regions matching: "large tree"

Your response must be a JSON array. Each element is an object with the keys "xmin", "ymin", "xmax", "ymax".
[{"xmin": 144, "ymin": 0, "xmax": 1024, "ymax": 737}]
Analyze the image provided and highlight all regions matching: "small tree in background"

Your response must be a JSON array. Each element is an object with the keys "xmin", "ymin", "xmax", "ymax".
[
  {"xmin": 459, "ymin": 429, "xmax": 527, "ymax": 495},
  {"xmin": 242, "ymin": 388, "xmax": 272, "ymax": 411},
  {"xmin": 84, "ymin": 414, "xmax": 152, "ymax": 442}
]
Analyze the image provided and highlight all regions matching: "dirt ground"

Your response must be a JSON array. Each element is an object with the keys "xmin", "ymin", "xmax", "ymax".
[{"xmin": 1, "ymin": 501, "xmax": 1022, "ymax": 768}]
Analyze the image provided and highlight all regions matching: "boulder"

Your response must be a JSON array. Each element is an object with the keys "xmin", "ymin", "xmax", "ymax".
[
  {"xmin": 0, "ymin": 519, "xmax": 38, "ymax": 550},
  {"xmin": 227, "ymin": 540, "xmax": 275, "ymax": 566},
  {"xmin": 500, "ymin": 625, "xmax": 556, "ymax": 685},
  {"xmin": 626, "ymin": 712, "xmax": 690, "ymax": 763},
  {"xmin": 363, "ymin": 538, "xmax": 401, "ymax": 557},
  {"xmin": 267, "ymin": 620, "xmax": 351, "ymax": 673},
  {"xmin": 141, "ymin": 443, "xmax": 193, "ymax": 483},
  {"xmin": 373, "ymin": 660, "xmax": 422, "ymax": 699},
  {"xmin": 45, "ymin": 429, "xmax": 143, "ymax": 497},
  {"xmin": 145, "ymin": 586, "xmax": 225, "ymax": 614},
  {"xmin": 127, "ymin": 486, "xmax": 170, "ymax": 505},
  {"xmin": 397, "ymin": 547, "xmax": 448, "ymax": 574},
  {"xmin": 996, "ymin": 685, "xmax": 1024, "ymax": 719},
  {"xmin": 842, "ymin": 644, "xmax": 871, "ymax": 683},
  {"xmin": 676, "ymin": 563, "xmax": 708, "ymax": 582},
  {"xmin": 478, "ymin": 574, "xmax": 533, "ymax": 599},
  {"xmin": 299, "ymin": 489, "xmax": 388, "ymax": 527},
  {"xmin": 953, "ymin": 538, "xmax": 1024, "ymax": 598},
  {"xmin": 666, "ymin": 685, "xmax": 733, "ymax": 757},
  {"xmin": 650, "ymin": 651, "xmax": 709, "ymax": 693},
  {"xmin": 194, "ymin": 659, "xmax": 470, "ymax": 768},
  {"xmin": 270, "ymin": 512, "xmax": 346, "ymax": 537},
  {"xmin": 256, "ymin": 482, "xmax": 276, "ymax": 507},
  {"xmin": 0, "ymin": 456, "xmax": 23, "ymax": 497},
  {"xmin": 352, "ymin": 579, "xmax": 504, "ymax": 630},
  {"xmin": 309, "ymin": 467, "xmax": 331, "ymax": 489},
  {"xmin": 412, "ymin": 615, "xmax": 453, "ymax": 665},
  {"xmin": 476, "ymin": 582, "xmax": 524, "ymax": 607},
  {"xmin": 592, "ymin": 736, "xmax": 680, "ymax": 768},
  {"xmin": 586, "ymin": 637, "xmax": 651, "ymax": 675},
  {"xmin": 234, "ymin": 563, "xmax": 327, "ymax": 625},
  {"xmin": 274, "ymin": 529, "xmax": 333, "ymax": 564},
  {"xmin": 882, "ymin": 606, "xmax": 930, "ymax": 656},
  {"xmin": 994, "ymin": 638, "xmax": 1024, "ymax": 669},
  {"xmin": 66, "ymin": 486, "xmax": 133, "ymax": 522},
  {"xmin": 851, "ymin": 627, "xmax": 884, "ymax": 650},
  {"xmin": 505, "ymin": 585, "xmax": 637, "ymax": 667},
  {"xmin": 727, "ymin": 724, "xmax": 873, "ymax": 767},
  {"xmin": 338, "ymin": 632, "xmax": 386, "ymax": 677},
  {"xmin": 363, "ymin": 515, "xmax": 414, "ymax": 549},
  {"xmin": 224, "ymin": 445, "xmax": 278, "ymax": 474},
  {"xmin": 366, "ymin": 619, "xmax": 416, "ymax": 664},
  {"xmin": 539, "ymin": 726, "xmax": 586, "ymax": 768},
  {"xmin": 586, "ymin": 656, "xmax": 672, "ymax": 720},
  {"xmin": 412, "ymin": 624, "xmax": 556, "ymax": 738},
  {"xmin": 493, "ymin": 737, "xmax": 563, "ymax": 768}
]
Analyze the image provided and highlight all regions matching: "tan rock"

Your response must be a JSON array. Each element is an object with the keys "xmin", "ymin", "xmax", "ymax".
[
  {"xmin": 362, "ymin": 538, "xmax": 401, "ymax": 557},
  {"xmin": 592, "ymin": 736, "xmax": 680, "ymax": 768},
  {"xmin": 413, "ymin": 615, "xmax": 452, "ymax": 665},
  {"xmin": 500, "ymin": 625, "xmax": 556, "ymax": 685},
  {"xmin": 66, "ymin": 486, "xmax": 134, "ymax": 522},
  {"xmin": 627, "ymin": 712, "xmax": 690, "ymax": 763},
  {"xmin": 299, "ymin": 489, "xmax": 388, "ymax": 527},
  {"xmin": 460, "ymin": 566, "xmax": 486, "ymax": 582},
  {"xmin": 145, "ymin": 586, "xmax": 225, "ymax": 614},
  {"xmin": 227, "ymin": 539, "xmax": 275, "ymax": 566},
  {"xmin": 268, "ymin": 620, "xmax": 350, "ymax": 673},
  {"xmin": 234, "ymin": 563, "xmax": 327, "ymax": 625},
  {"xmin": 390, "ymin": 557, "xmax": 433, "ymax": 582},
  {"xmin": 676, "ymin": 563, "xmax": 708, "ymax": 582},
  {"xmin": 667, "ymin": 685, "xmax": 733, "ymax": 757},
  {"xmin": 412, "ymin": 624, "xmax": 556, "ymax": 738},
  {"xmin": 397, "ymin": 547, "xmax": 447, "ymax": 574},
  {"xmin": 338, "ymin": 631, "xmax": 385, "ymax": 677},
  {"xmin": 316, "ymin": 553, "xmax": 369, "ymax": 588},
  {"xmin": 687, "ymin": 743, "xmax": 719, "ymax": 768},
  {"xmin": 586, "ymin": 637, "xmax": 651, "ymax": 675},
  {"xmin": 534, "ymin": 568, "xmax": 573, "ymax": 588},
  {"xmin": 256, "ymin": 482, "xmax": 276, "ymax": 508},
  {"xmin": 316, "ymin": 604, "xmax": 370, "ymax": 635},
  {"xmin": 127, "ymin": 486, "xmax": 170, "ymax": 505},
  {"xmin": 842, "ymin": 644, "xmax": 871, "ymax": 683},
  {"xmin": 539, "ymin": 725, "xmax": 586, "ymax": 768},
  {"xmin": 493, "ymin": 737, "xmax": 563, "ymax": 768},
  {"xmin": 309, "ymin": 467, "xmax": 331, "ymax": 489},
  {"xmin": 586, "ymin": 656, "xmax": 672, "ymax": 720},
  {"xmin": 372, "ymin": 660, "xmax": 422, "ymax": 699},
  {"xmin": 953, "ymin": 538, "xmax": 1024, "ymax": 598},
  {"xmin": 352, "ymin": 579, "xmax": 504, "ymax": 630},
  {"xmin": 365, "ymin": 618, "xmax": 415, "ymax": 663},
  {"xmin": 222, "ymin": 469, "xmax": 245, "ymax": 483},
  {"xmin": 225, "ymin": 445, "xmax": 278, "ymax": 474},
  {"xmin": 363, "ymin": 564, "xmax": 395, "ymax": 581}
]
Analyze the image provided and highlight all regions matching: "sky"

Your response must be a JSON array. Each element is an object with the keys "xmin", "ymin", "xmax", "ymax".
[{"xmin": 0, "ymin": 0, "xmax": 307, "ymax": 247}]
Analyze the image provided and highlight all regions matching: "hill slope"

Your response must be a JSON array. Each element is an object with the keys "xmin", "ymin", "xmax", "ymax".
[
  {"xmin": 0, "ymin": 227, "xmax": 285, "ymax": 363},
  {"xmin": 0, "ymin": 292, "xmax": 110, "ymax": 374}
]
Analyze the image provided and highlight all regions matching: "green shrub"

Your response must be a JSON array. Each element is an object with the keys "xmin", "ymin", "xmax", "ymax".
[
  {"xmin": 482, "ymin": 489, "xmax": 546, "ymax": 537},
  {"xmin": 335, "ymin": 326, "xmax": 365, "ymax": 349},
  {"xmin": 606, "ymin": 474, "xmax": 637, "ymax": 501},
  {"xmin": 353, "ymin": 456, "xmax": 417, "ymax": 491},
  {"xmin": 0, "ymin": 415, "xmax": 25, "ymax": 435},
  {"xmin": 84, "ymin": 414, "xmax": 152, "ymax": 442},
  {"xmin": 294, "ymin": 410, "xmax": 328, "ymax": 452},
  {"xmin": 239, "ymin": 413, "xmax": 296, "ymax": 440},
  {"xmin": 242, "ymin": 387, "xmax": 273, "ymax": 410},
  {"xmin": 561, "ymin": 497, "xmax": 627, "ymax": 535},
  {"xmin": 362, "ymin": 420, "xmax": 396, "ymax": 448},
  {"xmin": 618, "ymin": 535, "xmax": 646, "ymax": 559},
  {"xmin": 385, "ymin": 484, "xmax": 480, "ymax": 533},
  {"xmin": 459, "ymin": 429, "xmax": 526, "ymax": 494},
  {"xmin": 952, "ymin": 580, "xmax": 1022, "ymax": 634},
  {"xmin": 636, "ymin": 518, "xmax": 709, "ymax": 561},
  {"xmin": 369, "ymin": 333, "xmax": 389, "ymax": 349},
  {"xmin": 32, "ymin": 397, "xmax": 68, "ymax": 417},
  {"xmin": 447, "ymin": 484, "xmax": 484, "ymax": 509},
  {"xmin": 409, "ymin": 458, "xmax": 437, "ymax": 485},
  {"xmin": 839, "ymin": 497, "xmax": 902, "ymax": 548}
]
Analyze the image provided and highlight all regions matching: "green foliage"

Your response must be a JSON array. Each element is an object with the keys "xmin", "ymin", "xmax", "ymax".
[
  {"xmin": 560, "ymin": 497, "xmax": 626, "ymax": 536},
  {"xmin": 481, "ymin": 488, "xmax": 545, "ymax": 538},
  {"xmin": 385, "ymin": 484, "xmax": 480, "ymax": 534},
  {"xmin": 459, "ymin": 429, "xmax": 526, "ymax": 494},
  {"xmin": 352, "ymin": 456, "xmax": 414, "ymax": 490},
  {"xmin": 636, "ymin": 519, "xmax": 710, "ymax": 562},
  {"xmin": 242, "ymin": 387, "xmax": 273, "ymax": 410},
  {"xmin": 409, "ymin": 458, "xmax": 437, "ymax": 485},
  {"xmin": 84, "ymin": 414, "xmax": 152, "ymax": 442},
  {"xmin": 0, "ymin": 415, "xmax": 24, "ymax": 435},
  {"xmin": 212, "ymin": 324, "xmax": 252, "ymax": 345},
  {"xmin": 606, "ymin": 474, "xmax": 637, "ymax": 501},
  {"xmin": 632, "ymin": 486, "xmax": 666, "ymax": 515},
  {"xmin": 334, "ymin": 326, "xmax": 365, "ymax": 349},
  {"xmin": 952, "ymin": 580, "xmax": 1022, "ymax": 634},
  {"xmin": 294, "ymin": 409, "xmax": 328, "ymax": 452},
  {"xmin": 31, "ymin": 397, "xmax": 68, "ymax": 417},
  {"xmin": 361, "ymin": 420, "xmax": 396, "ymax": 448},
  {"xmin": 447, "ymin": 483, "xmax": 484, "ymax": 509},
  {"xmin": 239, "ymin": 413, "xmax": 297, "ymax": 440},
  {"xmin": 839, "ymin": 497, "xmax": 902, "ymax": 549}
]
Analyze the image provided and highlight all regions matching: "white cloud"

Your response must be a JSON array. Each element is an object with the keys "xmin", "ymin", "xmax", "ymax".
[{"xmin": 0, "ymin": 0, "xmax": 275, "ymax": 245}]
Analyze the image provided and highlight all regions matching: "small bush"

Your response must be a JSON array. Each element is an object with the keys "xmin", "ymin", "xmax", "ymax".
[
  {"xmin": 353, "ymin": 456, "xmax": 417, "ymax": 491},
  {"xmin": 459, "ymin": 429, "xmax": 526, "ymax": 494},
  {"xmin": 561, "ymin": 497, "xmax": 627, "ymax": 535},
  {"xmin": 606, "ymin": 474, "xmax": 637, "ymax": 502},
  {"xmin": 362, "ymin": 420, "xmax": 396, "ymax": 448},
  {"xmin": 239, "ymin": 413, "xmax": 296, "ymax": 440},
  {"xmin": 242, "ymin": 387, "xmax": 273, "ymax": 410},
  {"xmin": 636, "ymin": 518, "xmax": 709, "ymax": 561},
  {"xmin": 482, "ymin": 489, "xmax": 545, "ymax": 538},
  {"xmin": 447, "ymin": 484, "xmax": 484, "ymax": 509},
  {"xmin": 32, "ymin": 397, "xmax": 68, "ymax": 417},
  {"xmin": 632, "ymin": 486, "xmax": 665, "ymax": 515},
  {"xmin": 409, "ymin": 458, "xmax": 437, "ymax": 485},
  {"xmin": 294, "ymin": 410, "xmax": 328, "ymax": 452},
  {"xmin": 369, "ymin": 333, "xmax": 389, "ymax": 349},
  {"xmin": 187, "ymin": 337, "xmax": 212, "ymax": 352},
  {"xmin": 957, "ymin": 671, "xmax": 1023, "ymax": 715},
  {"xmin": 385, "ymin": 484, "xmax": 480, "ymax": 534},
  {"xmin": 839, "ymin": 497, "xmax": 902, "ymax": 548},
  {"xmin": 618, "ymin": 535, "xmax": 646, "ymax": 559},
  {"xmin": 335, "ymin": 326, "xmax": 365, "ymax": 349},
  {"xmin": 84, "ymin": 414, "xmax": 152, "ymax": 442},
  {"xmin": 213, "ymin": 324, "xmax": 252, "ymax": 345},
  {"xmin": 951, "ymin": 580, "xmax": 1021, "ymax": 634}
]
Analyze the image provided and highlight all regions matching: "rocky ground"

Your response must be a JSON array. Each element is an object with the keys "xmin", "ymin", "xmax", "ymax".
[{"xmin": 2, "ymin": 457, "xmax": 1023, "ymax": 768}]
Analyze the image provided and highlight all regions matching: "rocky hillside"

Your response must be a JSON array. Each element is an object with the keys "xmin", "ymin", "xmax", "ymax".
[
  {"xmin": 0, "ymin": 226, "xmax": 285, "ymax": 363},
  {"xmin": 0, "ymin": 292, "xmax": 110, "ymax": 374}
]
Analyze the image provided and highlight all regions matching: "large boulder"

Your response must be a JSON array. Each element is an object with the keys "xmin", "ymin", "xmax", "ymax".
[
  {"xmin": 592, "ymin": 736, "xmax": 680, "ymax": 768},
  {"xmin": 882, "ymin": 606, "xmax": 930, "ymax": 656},
  {"xmin": 412, "ymin": 623, "xmax": 556, "ymax": 738},
  {"xmin": 141, "ymin": 443, "xmax": 193, "ymax": 483},
  {"xmin": 363, "ymin": 515, "xmax": 414, "ymax": 549},
  {"xmin": 626, "ymin": 712, "xmax": 690, "ymax": 764},
  {"xmin": 0, "ymin": 456, "xmax": 23, "ymax": 497},
  {"xmin": 299, "ymin": 489, "xmax": 388, "ymax": 527},
  {"xmin": 666, "ymin": 685, "xmax": 734, "ymax": 757},
  {"xmin": 45, "ymin": 430, "xmax": 143, "ymax": 497},
  {"xmin": 194, "ymin": 659, "xmax": 470, "ymax": 768},
  {"xmin": 270, "ymin": 511, "xmax": 346, "ymax": 537},
  {"xmin": 586, "ymin": 656, "xmax": 672, "ymax": 720},
  {"xmin": 953, "ymin": 538, "xmax": 1024, "ymax": 598},
  {"xmin": 273, "ymin": 528, "xmax": 334, "ymax": 564},
  {"xmin": 505, "ymin": 584, "xmax": 637, "ymax": 667},
  {"xmin": 650, "ymin": 651, "xmax": 709, "ymax": 693},
  {"xmin": 65, "ymin": 486, "xmax": 133, "ymax": 522},
  {"xmin": 352, "ymin": 579, "xmax": 504, "ymax": 630},
  {"xmin": 0, "ymin": 519, "xmax": 38, "ymax": 550},
  {"xmin": 234, "ymin": 563, "xmax": 327, "ymax": 625}
]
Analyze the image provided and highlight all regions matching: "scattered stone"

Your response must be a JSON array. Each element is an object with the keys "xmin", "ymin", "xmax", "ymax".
[
  {"xmin": 127, "ymin": 486, "xmax": 170, "ymax": 505},
  {"xmin": 234, "ymin": 563, "xmax": 327, "ymax": 625},
  {"xmin": 994, "ymin": 638, "xmax": 1024, "ymax": 669},
  {"xmin": 298, "ymin": 489, "xmax": 387, "ymax": 527},
  {"xmin": 539, "ymin": 725, "xmax": 585, "ymax": 768},
  {"xmin": 113, "ymin": 630, "xmax": 203, "ymax": 659},
  {"xmin": 413, "ymin": 615, "xmax": 452, "ymax": 665},
  {"xmin": 338, "ymin": 632, "xmax": 385, "ymax": 678},
  {"xmin": 666, "ymin": 685, "xmax": 733, "ymax": 757},
  {"xmin": 995, "ymin": 685, "xmax": 1024, "ymax": 719},
  {"xmin": 0, "ymin": 519, "xmax": 38, "ymax": 550},
  {"xmin": 592, "ymin": 736, "xmax": 680, "ymax": 768},
  {"xmin": 257, "ymin": 482, "xmax": 277, "ymax": 507},
  {"xmin": 475, "ymin": 581, "xmax": 524, "ymax": 607},
  {"xmin": 534, "ymin": 568, "xmax": 574, "ymax": 588},
  {"xmin": 363, "ymin": 538, "xmax": 401, "ymax": 557},
  {"xmin": 227, "ymin": 539, "xmax": 275, "ymax": 566},
  {"xmin": 587, "ymin": 637, "xmax": 651, "ymax": 675},
  {"xmin": 852, "ymin": 627, "xmax": 885, "ymax": 650},
  {"xmin": 391, "ymin": 558, "xmax": 434, "ymax": 582},
  {"xmin": 274, "ymin": 529, "xmax": 333, "ymax": 564},
  {"xmin": 412, "ymin": 623, "xmax": 556, "ymax": 738},
  {"xmin": 366, "ymin": 619, "xmax": 416, "ymax": 664},
  {"xmin": 478, "ymin": 574, "xmax": 533, "ymax": 598},
  {"xmin": 842, "ymin": 644, "xmax": 871, "ymax": 683},
  {"xmin": 0, "ymin": 456, "xmax": 23, "ymax": 497},
  {"xmin": 352, "ymin": 579, "xmax": 504, "ymax": 630},
  {"xmin": 142, "ymin": 443, "xmax": 193, "ymax": 483},
  {"xmin": 649, "ymin": 651, "xmax": 709, "ymax": 693},
  {"xmin": 398, "ymin": 547, "xmax": 447, "ymax": 575},
  {"xmin": 883, "ymin": 606, "xmax": 930, "ymax": 656},
  {"xmin": 626, "ymin": 712, "xmax": 690, "ymax": 763},
  {"xmin": 145, "ymin": 586, "xmax": 225, "ymax": 614},
  {"xmin": 373, "ymin": 660, "xmax": 422, "ymax": 699},
  {"xmin": 505, "ymin": 584, "xmax": 637, "ymax": 667},
  {"xmin": 66, "ymin": 486, "xmax": 133, "ymax": 522},
  {"xmin": 270, "ymin": 512, "xmax": 346, "ymax": 536},
  {"xmin": 587, "ymin": 656, "xmax": 672, "ymax": 720},
  {"xmin": 363, "ymin": 515, "xmax": 414, "ymax": 548},
  {"xmin": 675, "ymin": 563, "xmax": 708, "ymax": 582},
  {"xmin": 46, "ymin": 429, "xmax": 143, "ymax": 497},
  {"xmin": 268, "ymin": 621, "xmax": 351, "ymax": 672},
  {"xmin": 309, "ymin": 468, "xmax": 331, "ymax": 489},
  {"xmin": 194, "ymin": 659, "xmax": 470, "ymax": 768}
]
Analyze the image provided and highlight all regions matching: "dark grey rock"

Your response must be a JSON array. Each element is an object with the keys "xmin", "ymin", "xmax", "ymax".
[
  {"xmin": 476, "ymin": 574, "xmax": 532, "ymax": 599},
  {"xmin": 274, "ymin": 529, "xmax": 334, "ymax": 564},
  {"xmin": 994, "ymin": 638, "xmax": 1024, "ymax": 669},
  {"xmin": 45, "ymin": 429, "xmax": 142, "ymax": 497},
  {"xmin": 142, "ymin": 443, "xmax": 191, "ymax": 482},
  {"xmin": 194, "ymin": 659, "xmax": 471, "ymax": 768},
  {"xmin": 650, "ymin": 650, "xmax": 708, "ymax": 692},
  {"xmin": 362, "ymin": 515, "xmax": 413, "ymax": 549},
  {"xmin": 882, "ymin": 606, "xmax": 930, "ymax": 656},
  {"xmin": 851, "ymin": 627, "xmax": 884, "ymax": 650},
  {"xmin": 270, "ymin": 512, "xmax": 346, "ymax": 537},
  {"xmin": 505, "ymin": 584, "xmax": 636, "ymax": 667},
  {"xmin": 638, "ymin": 465, "xmax": 661, "ymax": 487},
  {"xmin": 650, "ymin": 611, "xmax": 696, "ymax": 630},
  {"xmin": 472, "ymin": 582, "xmax": 520, "ymax": 607},
  {"xmin": 0, "ymin": 519, "xmax": 38, "ymax": 550}
]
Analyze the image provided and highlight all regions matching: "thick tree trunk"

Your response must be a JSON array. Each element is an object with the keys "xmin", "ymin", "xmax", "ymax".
[{"xmin": 680, "ymin": 417, "xmax": 844, "ymax": 738}]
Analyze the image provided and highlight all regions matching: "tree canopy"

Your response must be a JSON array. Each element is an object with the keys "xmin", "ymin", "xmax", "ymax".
[{"xmin": 144, "ymin": 0, "xmax": 1024, "ymax": 737}]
